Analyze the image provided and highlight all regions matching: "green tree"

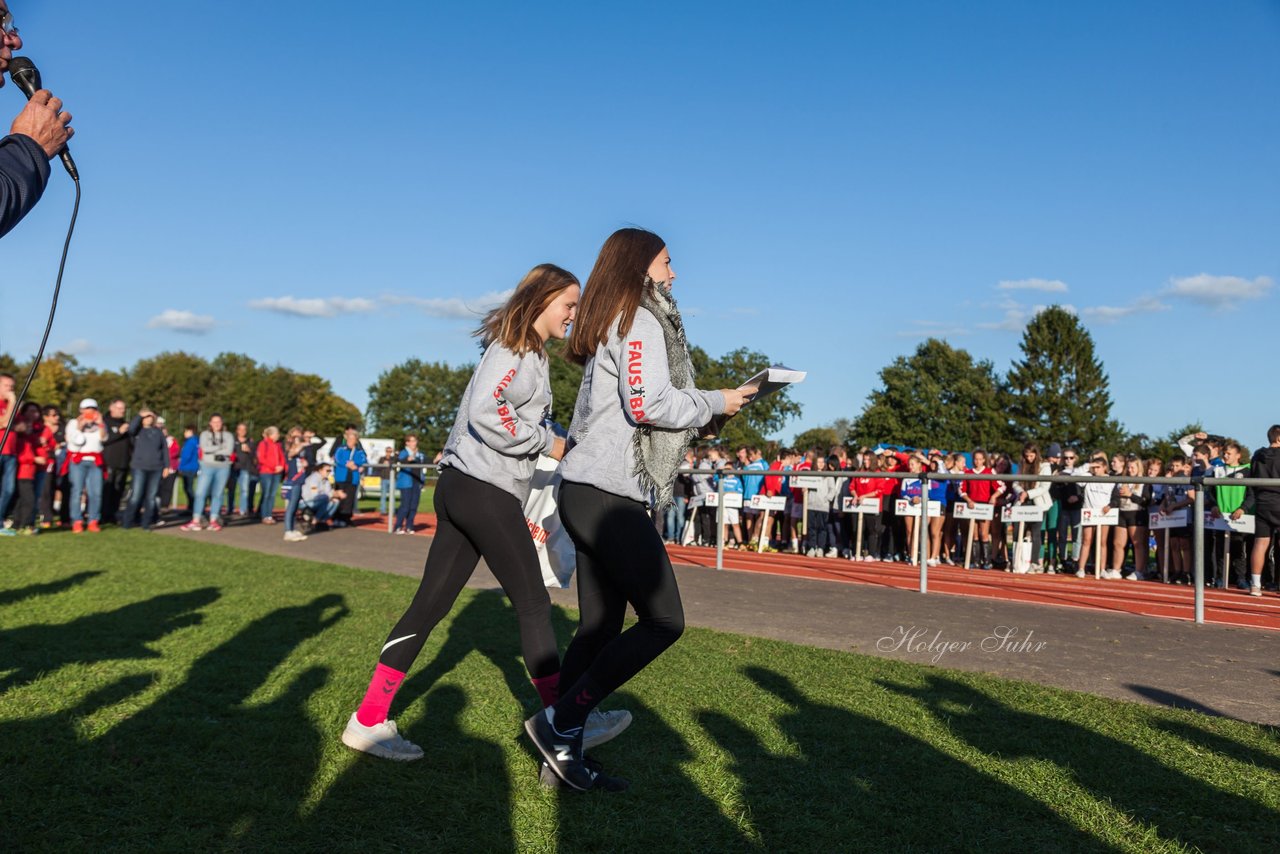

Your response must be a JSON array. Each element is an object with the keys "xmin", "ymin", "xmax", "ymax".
[
  {"xmin": 1005, "ymin": 306, "xmax": 1125, "ymax": 449},
  {"xmin": 690, "ymin": 346, "xmax": 802, "ymax": 448},
  {"xmin": 850, "ymin": 338, "xmax": 1009, "ymax": 450},
  {"xmin": 545, "ymin": 339, "xmax": 584, "ymax": 428},
  {"xmin": 366, "ymin": 359, "xmax": 473, "ymax": 452},
  {"xmin": 793, "ymin": 425, "xmax": 840, "ymax": 452}
]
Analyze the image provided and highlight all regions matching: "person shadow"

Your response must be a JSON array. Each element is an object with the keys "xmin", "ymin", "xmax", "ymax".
[
  {"xmin": 0, "ymin": 592, "xmax": 348, "ymax": 850},
  {"xmin": 0, "ymin": 569, "xmax": 103, "ymax": 608},
  {"xmin": 880, "ymin": 672, "xmax": 1280, "ymax": 852},
  {"xmin": 0, "ymin": 587, "xmax": 220, "ymax": 693},
  {"xmin": 694, "ymin": 665, "xmax": 1101, "ymax": 852}
]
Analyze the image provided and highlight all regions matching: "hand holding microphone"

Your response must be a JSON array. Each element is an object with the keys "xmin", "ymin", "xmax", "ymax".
[{"xmin": 7, "ymin": 56, "xmax": 76, "ymax": 178}]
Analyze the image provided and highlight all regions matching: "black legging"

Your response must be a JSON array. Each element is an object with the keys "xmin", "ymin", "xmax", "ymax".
[
  {"xmin": 377, "ymin": 467, "xmax": 558, "ymax": 679},
  {"xmin": 553, "ymin": 480, "xmax": 685, "ymax": 730}
]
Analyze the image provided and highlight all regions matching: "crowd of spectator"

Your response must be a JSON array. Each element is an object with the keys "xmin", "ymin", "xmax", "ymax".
[
  {"xmin": 4, "ymin": 377, "xmax": 1276, "ymax": 596},
  {"xmin": 0, "ymin": 380, "xmax": 435, "ymax": 545},
  {"xmin": 659, "ymin": 429, "xmax": 1280, "ymax": 596}
]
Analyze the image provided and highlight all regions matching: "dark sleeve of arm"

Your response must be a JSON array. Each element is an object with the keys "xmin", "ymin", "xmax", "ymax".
[{"xmin": 0, "ymin": 135, "xmax": 52, "ymax": 239}]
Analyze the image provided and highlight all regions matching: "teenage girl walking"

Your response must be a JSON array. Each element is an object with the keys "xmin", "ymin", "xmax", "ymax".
[
  {"xmin": 524, "ymin": 228, "xmax": 747, "ymax": 791},
  {"xmin": 342, "ymin": 265, "xmax": 607, "ymax": 761}
]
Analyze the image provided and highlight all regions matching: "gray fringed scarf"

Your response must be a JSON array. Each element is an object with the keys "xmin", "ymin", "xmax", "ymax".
[{"xmin": 631, "ymin": 278, "xmax": 699, "ymax": 510}]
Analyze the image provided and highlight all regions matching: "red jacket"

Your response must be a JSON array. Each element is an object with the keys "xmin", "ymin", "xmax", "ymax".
[
  {"xmin": 961, "ymin": 468, "xmax": 1002, "ymax": 503},
  {"xmin": 17, "ymin": 427, "xmax": 53, "ymax": 480},
  {"xmin": 256, "ymin": 438, "xmax": 286, "ymax": 475},
  {"xmin": 764, "ymin": 460, "xmax": 784, "ymax": 496}
]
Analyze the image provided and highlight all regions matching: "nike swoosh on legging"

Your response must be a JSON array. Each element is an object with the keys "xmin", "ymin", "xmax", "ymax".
[{"xmin": 381, "ymin": 634, "xmax": 416, "ymax": 655}]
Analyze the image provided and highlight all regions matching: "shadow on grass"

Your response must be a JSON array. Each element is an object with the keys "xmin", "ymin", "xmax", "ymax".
[
  {"xmin": 1148, "ymin": 716, "xmax": 1280, "ymax": 776},
  {"xmin": 1123, "ymin": 684, "xmax": 1228, "ymax": 718},
  {"xmin": 0, "ymin": 569, "xmax": 104, "ymax": 608},
  {"xmin": 881, "ymin": 672, "xmax": 1279, "ymax": 852},
  {"xmin": 0, "ymin": 592, "xmax": 348, "ymax": 850},
  {"xmin": 0, "ymin": 587, "xmax": 220, "ymax": 693},
  {"xmin": 694, "ymin": 666, "xmax": 1104, "ymax": 852}
]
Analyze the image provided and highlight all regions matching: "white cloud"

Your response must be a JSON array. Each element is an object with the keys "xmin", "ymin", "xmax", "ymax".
[
  {"xmin": 897, "ymin": 320, "xmax": 971, "ymax": 338},
  {"xmin": 147, "ymin": 309, "xmax": 215, "ymax": 334},
  {"xmin": 996, "ymin": 278, "xmax": 1069, "ymax": 293},
  {"xmin": 977, "ymin": 302, "xmax": 1075, "ymax": 333},
  {"xmin": 248, "ymin": 296, "xmax": 378, "ymax": 318},
  {"xmin": 62, "ymin": 338, "xmax": 94, "ymax": 355},
  {"xmin": 381, "ymin": 290, "xmax": 513, "ymax": 319},
  {"xmin": 1164, "ymin": 274, "xmax": 1273, "ymax": 310},
  {"xmin": 1080, "ymin": 295, "xmax": 1169, "ymax": 324}
]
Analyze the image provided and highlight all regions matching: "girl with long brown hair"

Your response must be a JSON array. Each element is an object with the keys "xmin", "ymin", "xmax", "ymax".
[
  {"xmin": 523, "ymin": 228, "xmax": 746, "ymax": 791},
  {"xmin": 342, "ymin": 264, "xmax": 628, "ymax": 762}
]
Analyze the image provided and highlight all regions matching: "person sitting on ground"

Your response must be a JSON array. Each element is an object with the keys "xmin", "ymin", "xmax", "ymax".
[{"xmin": 297, "ymin": 460, "xmax": 345, "ymax": 533}]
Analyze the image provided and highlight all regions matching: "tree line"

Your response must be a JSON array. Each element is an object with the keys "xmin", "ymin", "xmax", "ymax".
[
  {"xmin": 0, "ymin": 350, "xmax": 362, "ymax": 435},
  {"xmin": 794, "ymin": 306, "xmax": 1214, "ymax": 460}
]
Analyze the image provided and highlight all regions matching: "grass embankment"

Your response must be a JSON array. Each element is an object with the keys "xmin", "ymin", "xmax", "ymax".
[{"xmin": 1, "ymin": 533, "xmax": 1277, "ymax": 852}]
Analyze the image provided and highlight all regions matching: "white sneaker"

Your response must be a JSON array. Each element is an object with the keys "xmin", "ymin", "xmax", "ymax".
[
  {"xmin": 582, "ymin": 708, "xmax": 633, "ymax": 749},
  {"xmin": 283, "ymin": 530, "xmax": 307, "ymax": 542},
  {"xmin": 341, "ymin": 713, "xmax": 424, "ymax": 761},
  {"xmin": 1250, "ymin": 586, "xmax": 1263, "ymax": 598},
  {"xmin": 1074, "ymin": 568, "xmax": 1086, "ymax": 578},
  {"xmin": 927, "ymin": 558, "xmax": 939, "ymax": 567},
  {"xmin": 825, "ymin": 548, "xmax": 839, "ymax": 558},
  {"xmin": 1103, "ymin": 569, "xmax": 1123, "ymax": 580}
]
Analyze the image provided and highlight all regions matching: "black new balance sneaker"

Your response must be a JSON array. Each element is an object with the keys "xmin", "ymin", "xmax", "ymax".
[
  {"xmin": 538, "ymin": 756, "xmax": 630, "ymax": 792},
  {"xmin": 523, "ymin": 710, "xmax": 600, "ymax": 792}
]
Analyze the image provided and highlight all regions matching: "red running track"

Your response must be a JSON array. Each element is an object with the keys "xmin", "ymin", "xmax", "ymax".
[
  {"xmin": 348, "ymin": 511, "xmax": 1280, "ymax": 631},
  {"xmin": 665, "ymin": 544, "xmax": 1280, "ymax": 631}
]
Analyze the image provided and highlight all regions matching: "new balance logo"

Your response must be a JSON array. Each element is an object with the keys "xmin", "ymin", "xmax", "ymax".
[{"xmin": 555, "ymin": 745, "xmax": 573, "ymax": 762}]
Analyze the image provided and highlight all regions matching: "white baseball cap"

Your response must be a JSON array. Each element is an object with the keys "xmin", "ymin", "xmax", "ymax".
[{"xmin": 79, "ymin": 398, "xmax": 99, "ymax": 410}]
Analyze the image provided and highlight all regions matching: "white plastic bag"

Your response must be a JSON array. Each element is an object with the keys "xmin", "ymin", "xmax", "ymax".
[
  {"xmin": 1012, "ymin": 540, "xmax": 1033, "ymax": 574},
  {"xmin": 524, "ymin": 456, "xmax": 576, "ymax": 588}
]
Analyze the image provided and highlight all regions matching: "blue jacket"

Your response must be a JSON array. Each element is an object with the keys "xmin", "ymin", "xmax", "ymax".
[
  {"xmin": 178, "ymin": 436, "xmax": 201, "ymax": 473},
  {"xmin": 396, "ymin": 449, "xmax": 428, "ymax": 489},
  {"xmin": 0, "ymin": 134, "xmax": 50, "ymax": 239},
  {"xmin": 742, "ymin": 459, "xmax": 767, "ymax": 497},
  {"xmin": 333, "ymin": 445, "xmax": 367, "ymax": 485}
]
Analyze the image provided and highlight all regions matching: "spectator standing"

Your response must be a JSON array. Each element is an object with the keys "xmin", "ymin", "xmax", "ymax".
[
  {"xmin": 740, "ymin": 447, "xmax": 767, "ymax": 546},
  {"xmin": 1113, "ymin": 455, "xmax": 1152, "ymax": 580},
  {"xmin": 1211, "ymin": 441, "xmax": 1249, "ymax": 589},
  {"xmin": 665, "ymin": 449, "xmax": 695, "ymax": 544},
  {"xmin": 332, "ymin": 427, "xmax": 367, "ymax": 526},
  {"xmin": 255, "ymin": 426, "xmax": 286, "ymax": 523},
  {"xmin": 1077, "ymin": 452, "xmax": 1118, "ymax": 578},
  {"xmin": 0, "ymin": 372, "xmax": 18, "ymax": 525},
  {"xmin": 693, "ymin": 447, "xmax": 717, "ymax": 546},
  {"xmin": 804, "ymin": 455, "xmax": 838, "ymax": 557},
  {"xmin": 122, "ymin": 409, "xmax": 169, "ymax": 530},
  {"xmin": 229, "ymin": 422, "xmax": 258, "ymax": 517},
  {"xmin": 1012, "ymin": 444, "xmax": 1053, "ymax": 573},
  {"xmin": 181, "ymin": 414, "xmax": 234, "ymax": 532},
  {"xmin": 157, "ymin": 418, "xmax": 179, "ymax": 513},
  {"xmin": 280, "ymin": 456, "xmax": 311, "ymax": 542},
  {"xmin": 374, "ymin": 446, "xmax": 396, "ymax": 516},
  {"xmin": 7, "ymin": 401, "xmax": 48, "ymax": 535},
  {"xmin": 64, "ymin": 398, "xmax": 106, "ymax": 533},
  {"xmin": 177, "ymin": 425, "xmax": 200, "ymax": 515},
  {"xmin": 393, "ymin": 434, "xmax": 428, "ymax": 534},
  {"xmin": 1239, "ymin": 426, "xmax": 1280, "ymax": 597},
  {"xmin": 960, "ymin": 448, "xmax": 1003, "ymax": 569},
  {"xmin": 100, "ymin": 398, "xmax": 131, "ymax": 525},
  {"xmin": 1053, "ymin": 448, "xmax": 1084, "ymax": 572},
  {"xmin": 36, "ymin": 404, "xmax": 63, "ymax": 528},
  {"xmin": 852, "ymin": 454, "xmax": 884, "ymax": 560},
  {"xmin": 1040, "ymin": 444, "xmax": 1064, "ymax": 570}
]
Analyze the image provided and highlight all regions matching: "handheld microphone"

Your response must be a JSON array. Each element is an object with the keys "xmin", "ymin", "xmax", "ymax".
[{"xmin": 7, "ymin": 56, "xmax": 78, "ymax": 180}]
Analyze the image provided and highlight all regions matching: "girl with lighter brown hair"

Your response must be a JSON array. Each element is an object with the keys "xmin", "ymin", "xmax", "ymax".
[{"xmin": 524, "ymin": 228, "xmax": 747, "ymax": 791}]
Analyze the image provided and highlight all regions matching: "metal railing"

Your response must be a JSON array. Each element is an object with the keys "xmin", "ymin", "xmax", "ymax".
[{"xmin": 677, "ymin": 466, "xmax": 1280, "ymax": 626}]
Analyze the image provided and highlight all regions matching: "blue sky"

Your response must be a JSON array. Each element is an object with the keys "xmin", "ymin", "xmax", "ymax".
[{"xmin": 4, "ymin": 1, "xmax": 1278, "ymax": 449}]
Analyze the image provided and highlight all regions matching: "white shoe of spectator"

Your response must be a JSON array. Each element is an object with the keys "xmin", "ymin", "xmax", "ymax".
[
  {"xmin": 1249, "ymin": 586, "xmax": 1262, "ymax": 597},
  {"xmin": 805, "ymin": 548, "xmax": 817, "ymax": 557},
  {"xmin": 825, "ymin": 548, "xmax": 839, "ymax": 558},
  {"xmin": 1102, "ymin": 569, "xmax": 1122, "ymax": 580},
  {"xmin": 283, "ymin": 530, "xmax": 307, "ymax": 542},
  {"xmin": 1074, "ymin": 568, "xmax": 1086, "ymax": 578}
]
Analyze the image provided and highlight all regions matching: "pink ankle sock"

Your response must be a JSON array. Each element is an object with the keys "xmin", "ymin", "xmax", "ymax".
[
  {"xmin": 531, "ymin": 673, "xmax": 560, "ymax": 708},
  {"xmin": 355, "ymin": 663, "xmax": 407, "ymax": 726}
]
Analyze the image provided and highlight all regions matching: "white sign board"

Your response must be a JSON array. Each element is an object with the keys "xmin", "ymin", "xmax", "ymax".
[
  {"xmin": 894, "ymin": 499, "xmax": 942, "ymax": 518},
  {"xmin": 1001, "ymin": 505, "xmax": 1045, "ymax": 523},
  {"xmin": 789, "ymin": 475, "xmax": 823, "ymax": 491},
  {"xmin": 1148, "ymin": 509, "xmax": 1188, "ymax": 530},
  {"xmin": 1081, "ymin": 507, "xmax": 1119, "ymax": 527},
  {"xmin": 841, "ymin": 496, "xmax": 882, "ymax": 514},
  {"xmin": 696, "ymin": 492, "xmax": 744, "ymax": 509},
  {"xmin": 953, "ymin": 503, "xmax": 995, "ymax": 521},
  {"xmin": 1204, "ymin": 512, "xmax": 1256, "ymax": 534},
  {"xmin": 749, "ymin": 495, "xmax": 788, "ymax": 512}
]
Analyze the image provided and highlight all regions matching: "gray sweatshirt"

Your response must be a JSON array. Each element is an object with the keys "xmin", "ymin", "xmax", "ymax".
[
  {"xmin": 558, "ymin": 308, "xmax": 726, "ymax": 505},
  {"xmin": 199, "ymin": 430, "xmax": 235, "ymax": 468},
  {"xmin": 441, "ymin": 342, "xmax": 555, "ymax": 503}
]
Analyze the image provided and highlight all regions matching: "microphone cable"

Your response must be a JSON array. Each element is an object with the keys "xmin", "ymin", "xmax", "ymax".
[{"xmin": 0, "ymin": 171, "xmax": 80, "ymax": 458}]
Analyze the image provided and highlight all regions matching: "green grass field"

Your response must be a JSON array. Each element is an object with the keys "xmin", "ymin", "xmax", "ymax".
[{"xmin": 1, "ymin": 533, "xmax": 1277, "ymax": 852}]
